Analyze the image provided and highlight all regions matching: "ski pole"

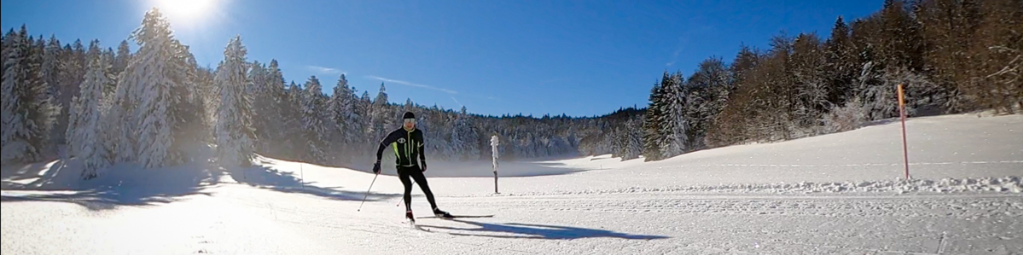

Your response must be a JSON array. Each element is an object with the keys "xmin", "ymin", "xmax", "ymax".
[{"xmin": 357, "ymin": 173, "xmax": 379, "ymax": 212}]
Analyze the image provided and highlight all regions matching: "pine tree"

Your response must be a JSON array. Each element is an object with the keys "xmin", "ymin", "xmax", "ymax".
[
  {"xmin": 114, "ymin": 40, "xmax": 130, "ymax": 75},
  {"xmin": 688, "ymin": 57, "xmax": 731, "ymax": 149},
  {"xmin": 114, "ymin": 8, "xmax": 192, "ymax": 168},
  {"xmin": 1, "ymin": 26, "xmax": 59, "ymax": 164},
  {"xmin": 247, "ymin": 61, "xmax": 269, "ymax": 153},
  {"xmin": 171, "ymin": 38, "xmax": 209, "ymax": 158},
  {"xmin": 278, "ymin": 81, "xmax": 304, "ymax": 160},
  {"xmin": 370, "ymin": 82, "xmax": 390, "ymax": 138},
  {"xmin": 327, "ymin": 74, "xmax": 358, "ymax": 162},
  {"xmin": 641, "ymin": 80, "xmax": 664, "ymax": 161},
  {"xmin": 359, "ymin": 90, "xmax": 371, "ymax": 140},
  {"xmin": 301, "ymin": 76, "xmax": 330, "ymax": 163},
  {"xmin": 659, "ymin": 71, "xmax": 686, "ymax": 158},
  {"xmin": 829, "ymin": 17, "xmax": 856, "ymax": 99},
  {"xmin": 68, "ymin": 41, "xmax": 112, "ymax": 179},
  {"xmin": 259, "ymin": 59, "xmax": 288, "ymax": 156},
  {"xmin": 706, "ymin": 46, "xmax": 761, "ymax": 147},
  {"xmin": 42, "ymin": 35, "xmax": 62, "ymax": 111},
  {"xmin": 452, "ymin": 106, "xmax": 480, "ymax": 160},
  {"xmin": 213, "ymin": 35, "xmax": 256, "ymax": 167},
  {"xmin": 619, "ymin": 116, "xmax": 642, "ymax": 160},
  {"xmin": 52, "ymin": 39, "xmax": 87, "ymax": 147}
]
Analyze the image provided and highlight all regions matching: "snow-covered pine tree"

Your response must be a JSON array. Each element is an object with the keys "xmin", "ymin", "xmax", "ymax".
[
  {"xmin": 113, "ymin": 40, "xmax": 130, "ymax": 75},
  {"xmin": 625, "ymin": 116, "xmax": 643, "ymax": 160},
  {"xmin": 341, "ymin": 82, "xmax": 361, "ymax": 158},
  {"xmin": 102, "ymin": 47, "xmax": 115, "ymax": 71},
  {"xmin": 246, "ymin": 60, "xmax": 265, "ymax": 96},
  {"xmin": 116, "ymin": 8, "xmax": 192, "ymax": 168},
  {"xmin": 450, "ymin": 108, "xmax": 465, "ymax": 159},
  {"xmin": 68, "ymin": 41, "xmax": 113, "ymax": 179},
  {"xmin": 358, "ymin": 89, "xmax": 371, "ymax": 145},
  {"xmin": 301, "ymin": 76, "xmax": 330, "ymax": 163},
  {"xmin": 272, "ymin": 81, "xmax": 303, "ymax": 160},
  {"xmin": 678, "ymin": 82, "xmax": 703, "ymax": 149},
  {"xmin": 247, "ymin": 61, "xmax": 271, "ymax": 154},
  {"xmin": 66, "ymin": 42, "xmax": 89, "ymax": 154},
  {"xmin": 327, "ymin": 74, "xmax": 358, "ymax": 163},
  {"xmin": 42, "ymin": 35, "xmax": 62, "ymax": 113},
  {"xmin": 1, "ymin": 26, "xmax": 59, "ymax": 165},
  {"xmin": 659, "ymin": 71, "xmax": 686, "ymax": 158},
  {"xmin": 1, "ymin": 29, "xmax": 6, "ymax": 65},
  {"xmin": 1, "ymin": 29, "xmax": 15, "ymax": 164},
  {"xmin": 370, "ymin": 82, "xmax": 390, "ymax": 138},
  {"xmin": 107, "ymin": 67, "xmax": 135, "ymax": 163},
  {"xmin": 420, "ymin": 109, "xmax": 451, "ymax": 160},
  {"xmin": 170, "ymin": 38, "xmax": 211, "ymax": 160},
  {"xmin": 213, "ymin": 35, "xmax": 256, "ymax": 167},
  {"xmin": 197, "ymin": 67, "xmax": 219, "ymax": 144},
  {"xmin": 451, "ymin": 106, "xmax": 480, "ymax": 160},
  {"xmin": 255, "ymin": 59, "xmax": 287, "ymax": 156},
  {"xmin": 54, "ymin": 40, "xmax": 87, "ymax": 147},
  {"xmin": 641, "ymin": 80, "xmax": 664, "ymax": 161}
]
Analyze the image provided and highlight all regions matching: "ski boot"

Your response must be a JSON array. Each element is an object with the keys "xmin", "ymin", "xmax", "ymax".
[
  {"xmin": 433, "ymin": 208, "xmax": 453, "ymax": 219},
  {"xmin": 406, "ymin": 210, "xmax": 415, "ymax": 224}
]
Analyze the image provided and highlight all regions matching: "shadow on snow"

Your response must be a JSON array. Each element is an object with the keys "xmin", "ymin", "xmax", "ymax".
[
  {"xmin": 224, "ymin": 165, "xmax": 397, "ymax": 202},
  {"xmin": 416, "ymin": 219, "xmax": 669, "ymax": 240},
  {"xmin": 1, "ymin": 158, "xmax": 396, "ymax": 211},
  {"xmin": 1, "ymin": 160, "xmax": 216, "ymax": 211}
]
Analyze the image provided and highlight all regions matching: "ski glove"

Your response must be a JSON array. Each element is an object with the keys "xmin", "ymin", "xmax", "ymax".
[
  {"xmin": 421, "ymin": 161, "xmax": 427, "ymax": 172},
  {"xmin": 372, "ymin": 161, "xmax": 381, "ymax": 174}
]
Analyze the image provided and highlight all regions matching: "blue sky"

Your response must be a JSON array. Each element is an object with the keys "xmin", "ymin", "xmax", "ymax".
[{"xmin": 2, "ymin": 0, "xmax": 883, "ymax": 117}]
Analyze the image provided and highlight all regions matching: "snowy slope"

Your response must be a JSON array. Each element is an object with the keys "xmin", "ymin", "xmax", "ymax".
[{"xmin": 2, "ymin": 113, "xmax": 1022, "ymax": 254}]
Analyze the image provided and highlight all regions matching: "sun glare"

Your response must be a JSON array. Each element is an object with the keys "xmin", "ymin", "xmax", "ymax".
[{"xmin": 156, "ymin": 0, "xmax": 214, "ymax": 23}]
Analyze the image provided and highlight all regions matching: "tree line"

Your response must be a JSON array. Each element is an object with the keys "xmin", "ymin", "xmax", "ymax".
[{"xmin": 636, "ymin": 0, "xmax": 1021, "ymax": 161}]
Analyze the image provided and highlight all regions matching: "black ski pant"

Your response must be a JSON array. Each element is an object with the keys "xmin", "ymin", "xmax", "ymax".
[{"xmin": 398, "ymin": 165, "xmax": 437, "ymax": 212}]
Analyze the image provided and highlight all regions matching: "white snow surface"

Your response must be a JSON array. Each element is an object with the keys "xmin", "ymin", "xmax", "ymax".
[{"xmin": 3, "ymin": 113, "xmax": 1023, "ymax": 254}]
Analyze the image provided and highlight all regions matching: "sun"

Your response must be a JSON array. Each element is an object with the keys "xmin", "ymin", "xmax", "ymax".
[{"xmin": 156, "ymin": 0, "xmax": 215, "ymax": 23}]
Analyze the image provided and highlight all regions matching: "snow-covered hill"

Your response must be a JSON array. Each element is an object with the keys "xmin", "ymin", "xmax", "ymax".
[{"xmin": 3, "ymin": 113, "xmax": 1022, "ymax": 254}]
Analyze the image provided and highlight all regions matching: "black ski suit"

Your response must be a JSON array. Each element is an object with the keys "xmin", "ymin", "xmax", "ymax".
[{"xmin": 375, "ymin": 127, "xmax": 438, "ymax": 211}]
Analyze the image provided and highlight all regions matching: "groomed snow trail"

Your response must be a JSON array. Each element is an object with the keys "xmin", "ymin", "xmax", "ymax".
[{"xmin": 2, "ymin": 113, "xmax": 1021, "ymax": 254}]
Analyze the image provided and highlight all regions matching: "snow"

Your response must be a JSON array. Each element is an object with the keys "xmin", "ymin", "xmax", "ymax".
[{"xmin": 3, "ymin": 113, "xmax": 1022, "ymax": 254}]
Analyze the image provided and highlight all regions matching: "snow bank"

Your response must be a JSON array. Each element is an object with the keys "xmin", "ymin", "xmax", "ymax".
[{"xmin": 508, "ymin": 175, "xmax": 1023, "ymax": 196}]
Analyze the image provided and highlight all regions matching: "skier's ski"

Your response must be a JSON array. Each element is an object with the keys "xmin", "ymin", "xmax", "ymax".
[{"xmin": 419, "ymin": 214, "xmax": 494, "ymax": 219}]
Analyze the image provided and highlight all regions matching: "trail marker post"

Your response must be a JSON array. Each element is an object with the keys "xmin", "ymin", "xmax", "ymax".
[
  {"xmin": 898, "ymin": 83, "xmax": 910, "ymax": 180},
  {"xmin": 491, "ymin": 135, "xmax": 500, "ymax": 194}
]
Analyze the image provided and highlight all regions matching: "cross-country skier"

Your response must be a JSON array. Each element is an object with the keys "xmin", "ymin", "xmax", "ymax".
[{"xmin": 373, "ymin": 111, "xmax": 453, "ymax": 221}]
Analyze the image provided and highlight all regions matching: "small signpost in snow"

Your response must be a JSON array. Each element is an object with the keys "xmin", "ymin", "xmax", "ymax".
[{"xmin": 491, "ymin": 135, "xmax": 500, "ymax": 194}]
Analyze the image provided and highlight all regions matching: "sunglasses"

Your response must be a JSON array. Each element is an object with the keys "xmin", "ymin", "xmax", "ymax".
[{"xmin": 404, "ymin": 118, "xmax": 416, "ymax": 124}]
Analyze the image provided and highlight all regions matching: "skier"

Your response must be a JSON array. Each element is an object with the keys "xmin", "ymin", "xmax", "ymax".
[{"xmin": 373, "ymin": 111, "xmax": 452, "ymax": 222}]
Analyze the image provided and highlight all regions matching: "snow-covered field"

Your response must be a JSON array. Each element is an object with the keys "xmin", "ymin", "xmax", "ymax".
[{"xmin": 3, "ymin": 113, "xmax": 1022, "ymax": 254}]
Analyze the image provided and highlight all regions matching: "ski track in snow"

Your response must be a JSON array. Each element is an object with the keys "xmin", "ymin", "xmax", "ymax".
[
  {"xmin": 5, "ymin": 180, "xmax": 1019, "ymax": 255},
  {"xmin": 211, "ymin": 186, "xmax": 1023, "ymax": 254},
  {"xmin": 438, "ymin": 193, "xmax": 1023, "ymax": 254}
]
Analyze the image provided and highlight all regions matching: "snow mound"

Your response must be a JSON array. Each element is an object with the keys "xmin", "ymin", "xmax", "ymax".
[{"xmin": 509, "ymin": 176, "xmax": 1023, "ymax": 196}]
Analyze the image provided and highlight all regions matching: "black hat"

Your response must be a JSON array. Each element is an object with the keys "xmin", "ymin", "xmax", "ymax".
[{"xmin": 403, "ymin": 111, "xmax": 415, "ymax": 119}]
